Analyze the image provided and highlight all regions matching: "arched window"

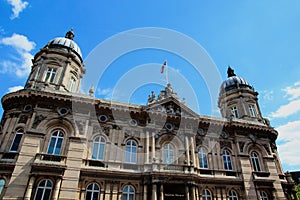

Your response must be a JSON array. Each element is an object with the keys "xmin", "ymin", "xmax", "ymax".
[
  {"xmin": 229, "ymin": 190, "xmax": 238, "ymax": 200},
  {"xmin": 222, "ymin": 150, "xmax": 233, "ymax": 170},
  {"xmin": 10, "ymin": 129, "xmax": 23, "ymax": 152},
  {"xmin": 198, "ymin": 147, "xmax": 208, "ymax": 169},
  {"xmin": 251, "ymin": 151, "xmax": 261, "ymax": 172},
  {"xmin": 34, "ymin": 179, "xmax": 53, "ymax": 200},
  {"xmin": 260, "ymin": 191, "xmax": 268, "ymax": 200},
  {"xmin": 47, "ymin": 130, "xmax": 64, "ymax": 155},
  {"xmin": 122, "ymin": 185, "xmax": 135, "ymax": 200},
  {"xmin": 92, "ymin": 136, "xmax": 106, "ymax": 160},
  {"xmin": 125, "ymin": 140, "xmax": 137, "ymax": 163},
  {"xmin": 163, "ymin": 143, "xmax": 174, "ymax": 164},
  {"xmin": 85, "ymin": 183, "xmax": 100, "ymax": 200},
  {"xmin": 0, "ymin": 179, "xmax": 5, "ymax": 196},
  {"xmin": 202, "ymin": 189, "xmax": 212, "ymax": 200}
]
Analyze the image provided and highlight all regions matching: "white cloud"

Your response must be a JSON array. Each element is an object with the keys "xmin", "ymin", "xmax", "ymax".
[
  {"xmin": 270, "ymin": 99, "xmax": 300, "ymax": 118},
  {"xmin": 8, "ymin": 85, "xmax": 23, "ymax": 93},
  {"xmin": 0, "ymin": 33, "xmax": 35, "ymax": 78},
  {"xmin": 269, "ymin": 82, "xmax": 300, "ymax": 118},
  {"xmin": 277, "ymin": 120, "xmax": 300, "ymax": 166},
  {"xmin": 0, "ymin": 33, "xmax": 35, "ymax": 51},
  {"xmin": 7, "ymin": 0, "xmax": 29, "ymax": 19},
  {"xmin": 283, "ymin": 82, "xmax": 300, "ymax": 100}
]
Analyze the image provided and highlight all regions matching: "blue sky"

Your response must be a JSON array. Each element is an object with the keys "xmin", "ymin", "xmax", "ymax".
[{"xmin": 0, "ymin": 0, "xmax": 300, "ymax": 171}]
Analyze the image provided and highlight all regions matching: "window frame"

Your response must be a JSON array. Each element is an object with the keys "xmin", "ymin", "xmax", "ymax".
[
  {"xmin": 163, "ymin": 143, "xmax": 175, "ymax": 164},
  {"xmin": 250, "ymin": 151, "xmax": 262, "ymax": 172},
  {"xmin": 260, "ymin": 191, "xmax": 268, "ymax": 200},
  {"xmin": 198, "ymin": 147, "xmax": 208, "ymax": 169},
  {"xmin": 34, "ymin": 179, "xmax": 53, "ymax": 200},
  {"xmin": 85, "ymin": 182, "xmax": 100, "ymax": 200},
  {"xmin": 67, "ymin": 76, "xmax": 76, "ymax": 92},
  {"xmin": 229, "ymin": 190, "xmax": 238, "ymax": 200},
  {"xmin": 92, "ymin": 136, "xmax": 106, "ymax": 161},
  {"xmin": 125, "ymin": 140, "xmax": 137, "ymax": 164},
  {"xmin": 249, "ymin": 104, "xmax": 256, "ymax": 117},
  {"xmin": 44, "ymin": 67, "xmax": 57, "ymax": 83},
  {"xmin": 222, "ymin": 149, "xmax": 233, "ymax": 170},
  {"xmin": 230, "ymin": 106, "xmax": 239, "ymax": 118},
  {"xmin": 122, "ymin": 185, "xmax": 135, "ymax": 200},
  {"xmin": 202, "ymin": 189, "xmax": 212, "ymax": 200},
  {"xmin": 47, "ymin": 130, "xmax": 64, "ymax": 155},
  {"xmin": 9, "ymin": 129, "xmax": 24, "ymax": 152}
]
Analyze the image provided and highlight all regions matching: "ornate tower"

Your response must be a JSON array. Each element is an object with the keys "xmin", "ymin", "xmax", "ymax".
[
  {"xmin": 25, "ymin": 30, "xmax": 85, "ymax": 93},
  {"xmin": 218, "ymin": 67, "xmax": 267, "ymax": 124}
]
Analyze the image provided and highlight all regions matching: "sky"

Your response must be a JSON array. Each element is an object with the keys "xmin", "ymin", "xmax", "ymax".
[{"xmin": 0, "ymin": 0, "xmax": 300, "ymax": 171}]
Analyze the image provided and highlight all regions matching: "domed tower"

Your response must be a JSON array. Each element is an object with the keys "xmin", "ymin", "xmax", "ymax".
[
  {"xmin": 218, "ymin": 67, "xmax": 266, "ymax": 124},
  {"xmin": 25, "ymin": 29, "xmax": 85, "ymax": 93}
]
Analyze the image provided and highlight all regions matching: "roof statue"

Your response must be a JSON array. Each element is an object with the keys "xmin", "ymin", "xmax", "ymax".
[
  {"xmin": 65, "ymin": 29, "xmax": 75, "ymax": 40},
  {"xmin": 227, "ymin": 66, "xmax": 236, "ymax": 77}
]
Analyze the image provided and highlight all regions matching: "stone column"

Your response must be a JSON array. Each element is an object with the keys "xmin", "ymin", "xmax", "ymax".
[
  {"xmin": 152, "ymin": 133, "xmax": 155, "ymax": 163},
  {"xmin": 143, "ymin": 184, "xmax": 147, "ymax": 200},
  {"xmin": 191, "ymin": 185, "xmax": 196, "ymax": 200},
  {"xmin": 99, "ymin": 188, "xmax": 104, "ymax": 200},
  {"xmin": 195, "ymin": 186, "xmax": 199, "ymax": 200},
  {"xmin": 145, "ymin": 131, "xmax": 149, "ymax": 164},
  {"xmin": 152, "ymin": 184, "xmax": 157, "ymax": 200},
  {"xmin": 190, "ymin": 137, "xmax": 196, "ymax": 167},
  {"xmin": 185, "ymin": 137, "xmax": 190, "ymax": 165},
  {"xmin": 52, "ymin": 178, "xmax": 62, "ymax": 200},
  {"xmin": 160, "ymin": 184, "xmax": 164, "ymax": 200},
  {"xmin": 24, "ymin": 176, "xmax": 36, "ymax": 200},
  {"xmin": 185, "ymin": 185, "xmax": 190, "ymax": 200}
]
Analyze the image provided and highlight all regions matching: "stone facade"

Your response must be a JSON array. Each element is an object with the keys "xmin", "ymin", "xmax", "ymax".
[{"xmin": 0, "ymin": 31, "xmax": 296, "ymax": 200}]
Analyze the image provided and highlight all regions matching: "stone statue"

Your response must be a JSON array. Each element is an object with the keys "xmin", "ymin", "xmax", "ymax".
[{"xmin": 227, "ymin": 66, "xmax": 236, "ymax": 77}]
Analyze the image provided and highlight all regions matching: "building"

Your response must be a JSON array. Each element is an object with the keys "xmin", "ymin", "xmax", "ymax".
[{"xmin": 0, "ymin": 30, "xmax": 297, "ymax": 200}]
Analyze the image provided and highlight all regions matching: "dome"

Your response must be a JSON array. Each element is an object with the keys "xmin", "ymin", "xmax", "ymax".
[
  {"xmin": 45, "ymin": 30, "xmax": 82, "ymax": 62},
  {"xmin": 220, "ymin": 67, "xmax": 253, "ymax": 92}
]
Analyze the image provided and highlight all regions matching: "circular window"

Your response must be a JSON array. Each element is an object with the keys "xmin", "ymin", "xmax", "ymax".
[
  {"xmin": 99, "ymin": 115, "xmax": 108, "ymax": 122},
  {"xmin": 58, "ymin": 107, "xmax": 69, "ymax": 116},
  {"xmin": 23, "ymin": 104, "xmax": 32, "ymax": 112},
  {"xmin": 165, "ymin": 123, "xmax": 173, "ymax": 131},
  {"xmin": 129, "ymin": 119, "xmax": 137, "ymax": 126}
]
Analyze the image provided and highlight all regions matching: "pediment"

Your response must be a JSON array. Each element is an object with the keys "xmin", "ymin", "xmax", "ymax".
[{"xmin": 143, "ymin": 97, "xmax": 199, "ymax": 118}]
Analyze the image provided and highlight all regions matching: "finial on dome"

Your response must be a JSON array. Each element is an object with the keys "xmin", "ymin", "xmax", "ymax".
[
  {"xmin": 227, "ymin": 66, "xmax": 236, "ymax": 77},
  {"xmin": 65, "ymin": 29, "xmax": 75, "ymax": 40}
]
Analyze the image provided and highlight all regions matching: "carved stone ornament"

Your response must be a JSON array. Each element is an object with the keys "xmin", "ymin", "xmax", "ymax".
[{"xmin": 32, "ymin": 115, "xmax": 47, "ymax": 128}]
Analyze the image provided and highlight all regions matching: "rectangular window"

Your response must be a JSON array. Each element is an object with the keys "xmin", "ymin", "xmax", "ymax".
[
  {"xmin": 230, "ymin": 106, "xmax": 239, "ymax": 118},
  {"xmin": 44, "ymin": 68, "xmax": 56, "ymax": 83},
  {"xmin": 249, "ymin": 104, "xmax": 256, "ymax": 117},
  {"xmin": 67, "ymin": 77, "xmax": 76, "ymax": 92}
]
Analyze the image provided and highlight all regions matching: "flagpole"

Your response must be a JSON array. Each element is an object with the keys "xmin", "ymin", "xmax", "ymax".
[{"xmin": 166, "ymin": 60, "xmax": 168, "ymax": 84}]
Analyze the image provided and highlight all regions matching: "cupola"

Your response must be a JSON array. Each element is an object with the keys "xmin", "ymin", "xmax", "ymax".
[
  {"xmin": 218, "ymin": 67, "xmax": 266, "ymax": 124},
  {"xmin": 24, "ymin": 30, "xmax": 85, "ymax": 93}
]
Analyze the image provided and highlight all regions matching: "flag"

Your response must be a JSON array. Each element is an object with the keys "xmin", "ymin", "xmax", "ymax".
[{"xmin": 161, "ymin": 61, "xmax": 167, "ymax": 73}]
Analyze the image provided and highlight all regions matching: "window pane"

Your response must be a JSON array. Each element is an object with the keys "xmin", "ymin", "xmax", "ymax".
[
  {"xmin": 92, "ymin": 143, "xmax": 99, "ymax": 159},
  {"xmin": 0, "ymin": 179, "xmax": 5, "ymax": 196},
  {"xmin": 10, "ymin": 133, "xmax": 23, "ymax": 151},
  {"xmin": 47, "ymin": 138, "xmax": 56, "ymax": 154},
  {"xmin": 86, "ymin": 192, "xmax": 92, "ymax": 200},
  {"xmin": 35, "ymin": 188, "xmax": 43, "ymax": 200},
  {"xmin": 43, "ymin": 189, "xmax": 51, "ymax": 200},
  {"xmin": 54, "ymin": 138, "xmax": 63, "ymax": 155}
]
